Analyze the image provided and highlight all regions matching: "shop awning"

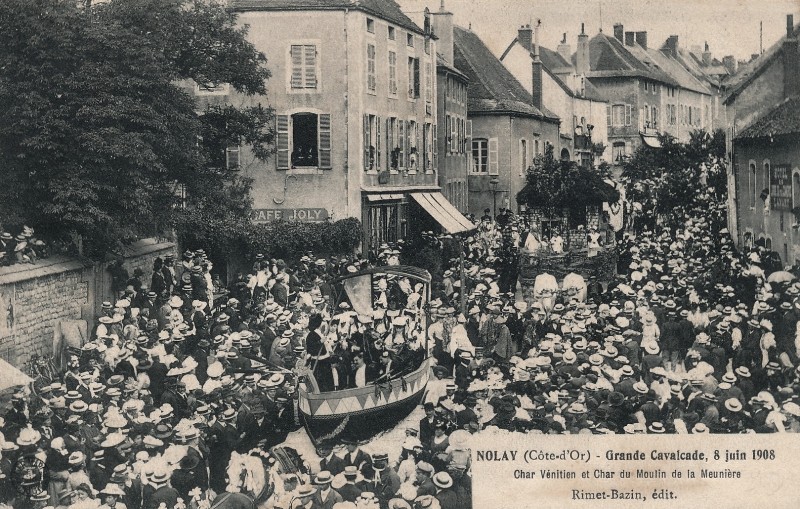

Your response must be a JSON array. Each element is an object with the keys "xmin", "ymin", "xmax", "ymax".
[
  {"xmin": 410, "ymin": 192, "xmax": 475, "ymax": 234},
  {"xmin": 641, "ymin": 134, "xmax": 662, "ymax": 148},
  {"xmin": 365, "ymin": 193, "xmax": 404, "ymax": 202}
]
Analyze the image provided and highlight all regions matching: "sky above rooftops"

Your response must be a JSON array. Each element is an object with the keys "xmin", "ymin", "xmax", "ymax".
[{"xmin": 399, "ymin": 0, "xmax": 799, "ymax": 62}]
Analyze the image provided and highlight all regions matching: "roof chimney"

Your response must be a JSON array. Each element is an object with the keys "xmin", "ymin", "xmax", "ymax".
[
  {"xmin": 701, "ymin": 41, "xmax": 711, "ymax": 65},
  {"xmin": 532, "ymin": 20, "xmax": 543, "ymax": 111},
  {"xmin": 557, "ymin": 32, "xmax": 572, "ymax": 63},
  {"xmin": 635, "ymin": 31, "xmax": 647, "ymax": 49},
  {"xmin": 576, "ymin": 23, "xmax": 590, "ymax": 75},
  {"xmin": 613, "ymin": 23, "xmax": 623, "ymax": 42},
  {"xmin": 784, "ymin": 14, "xmax": 799, "ymax": 98},
  {"xmin": 722, "ymin": 55, "xmax": 737, "ymax": 74},
  {"xmin": 518, "ymin": 24, "xmax": 533, "ymax": 52},
  {"xmin": 625, "ymin": 31, "xmax": 635, "ymax": 46},
  {"xmin": 431, "ymin": 3, "xmax": 454, "ymax": 64},
  {"xmin": 664, "ymin": 35, "xmax": 679, "ymax": 58}
]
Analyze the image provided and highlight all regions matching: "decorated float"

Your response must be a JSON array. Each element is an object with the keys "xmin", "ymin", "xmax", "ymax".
[{"xmin": 515, "ymin": 147, "xmax": 623, "ymax": 305}]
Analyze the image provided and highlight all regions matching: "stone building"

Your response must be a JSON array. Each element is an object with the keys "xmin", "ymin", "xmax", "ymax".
[
  {"xmin": 500, "ymin": 23, "xmax": 609, "ymax": 169},
  {"xmin": 221, "ymin": 1, "xmax": 472, "ymax": 254},
  {"xmin": 453, "ymin": 25, "xmax": 560, "ymax": 217},
  {"xmin": 730, "ymin": 15, "xmax": 800, "ymax": 262}
]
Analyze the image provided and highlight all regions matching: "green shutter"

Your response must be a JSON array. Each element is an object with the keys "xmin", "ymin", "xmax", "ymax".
[
  {"xmin": 318, "ymin": 114, "xmax": 331, "ymax": 169},
  {"xmin": 276, "ymin": 115, "xmax": 289, "ymax": 170}
]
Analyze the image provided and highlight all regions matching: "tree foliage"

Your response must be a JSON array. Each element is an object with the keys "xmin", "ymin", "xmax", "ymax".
[
  {"xmin": 516, "ymin": 144, "xmax": 620, "ymax": 211},
  {"xmin": 621, "ymin": 129, "xmax": 727, "ymax": 220},
  {"xmin": 0, "ymin": 0, "xmax": 273, "ymax": 258},
  {"xmin": 177, "ymin": 216, "xmax": 364, "ymax": 263}
]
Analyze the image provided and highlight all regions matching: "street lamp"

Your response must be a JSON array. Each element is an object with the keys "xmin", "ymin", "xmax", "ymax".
[{"xmin": 489, "ymin": 176, "xmax": 500, "ymax": 219}]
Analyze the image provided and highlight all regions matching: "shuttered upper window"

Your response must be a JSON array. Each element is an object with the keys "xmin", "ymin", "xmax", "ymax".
[
  {"xmin": 289, "ymin": 44, "xmax": 318, "ymax": 90},
  {"xmin": 367, "ymin": 44, "xmax": 377, "ymax": 94},
  {"xmin": 275, "ymin": 113, "xmax": 332, "ymax": 170}
]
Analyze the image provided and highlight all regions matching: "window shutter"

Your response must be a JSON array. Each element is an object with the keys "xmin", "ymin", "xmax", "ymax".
[
  {"xmin": 488, "ymin": 138, "xmax": 499, "ymax": 175},
  {"xmin": 606, "ymin": 105, "xmax": 612, "ymax": 127},
  {"xmin": 451, "ymin": 116, "xmax": 457, "ymax": 153},
  {"xmin": 386, "ymin": 118, "xmax": 391, "ymax": 167},
  {"xmin": 376, "ymin": 116, "xmax": 382, "ymax": 170},
  {"xmin": 414, "ymin": 58, "xmax": 421, "ymax": 97},
  {"xmin": 276, "ymin": 115, "xmax": 290, "ymax": 170},
  {"xmin": 290, "ymin": 46, "xmax": 303, "ymax": 89},
  {"xmin": 398, "ymin": 120, "xmax": 405, "ymax": 169},
  {"xmin": 226, "ymin": 144, "xmax": 240, "ymax": 171},
  {"xmin": 318, "ymin": 113, "xmax": 331, "ymax": 168},
  {"xmin": 625, "ymin": 105, "xmax": 632, "ymax": 126},
  {"xmin": 304, "ymin": 45, "xmax": 317, "ymax": 88},
  {"xmin": 433, "ymin": 125, "xmax": 438, "ymax": 170},
  {"xmin": 365, "ymin": 114, "xmax": 370, "ymax": 170},
  {"xmin": 466, "ymin": 119, "xmax": 472, "ymax": 139}
]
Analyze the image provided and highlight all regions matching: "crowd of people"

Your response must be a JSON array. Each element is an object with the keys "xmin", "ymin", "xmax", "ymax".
[
  {"xmin": 0, "ymin": 245, "xmax": 473, "ymax": 509},
  {"xmin": 4, "ymin": 181, "xmax": 800, "ymax": 509},
  {"xmin": 0, "ymin": 227, "xmax": 48, "ymax": 266},
  {"xmin": 428, "ymin": 190, "xmax": 800, "ymax": 436}
]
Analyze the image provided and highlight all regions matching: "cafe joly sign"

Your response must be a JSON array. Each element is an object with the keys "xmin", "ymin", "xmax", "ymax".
[{"xmin": 250, "ymin": 208, "xmax": 329, "ymax": 222}]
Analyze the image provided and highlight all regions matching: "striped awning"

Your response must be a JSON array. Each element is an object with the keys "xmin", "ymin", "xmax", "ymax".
[
  {"xmin": 410, "ymin": 192, "xmax": 475, "ymax": 234},
  {"xmin": 365, "ymin": 193, "xmax": 404, "ymax": 202}
]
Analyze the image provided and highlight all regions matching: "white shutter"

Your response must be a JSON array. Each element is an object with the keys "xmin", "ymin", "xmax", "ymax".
[
  {"xmin": 318, "ymin": 114, "xmax": 331, "ymax": 168},
  {"xmin": 276, "ymin": 115, "xmax": 290, "ymax": 170},
  {"xmin": 364, "ymin": 114, "xmax": 370, "ymax": 171},
  {"xmin": 398, "ymin": 120, "xmax": 405, "ymax": 169},
  {"xmin": 625, "ymin": 105, "xmax": 632, "ymax": 126},
  {"xmin": 466, "ymin": 119, "xmax": 472, "ymax": 139},
  {"xmin": 488, "ymin": 138, "xmax": 499, "ymax": 175},
  {"xmin": 304, "ymin": 45, "xmax": 317, "ymax": 88},
  {"xmin": 376, "ymin": 116, "xmax": 382, "ymax": 170},
  {"xmin": 290, "ymin": 46, "xmax": 303, "ymax": 89},
  {"xmin": 433, "ymin": 124, "xmax": 438, "ymax": 171}
]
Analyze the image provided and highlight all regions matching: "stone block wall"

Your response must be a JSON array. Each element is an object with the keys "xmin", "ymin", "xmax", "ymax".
[
  {"xmin": 0, "ymin": 258, "xmax": 92, "ymax": 368},
  {"xmin": 0, "ymin": 239, "xmax": 176, "ymax": 370},
  {"xmin": 112, "ymin": 239, "xmax": 178, "ymax": 297}
]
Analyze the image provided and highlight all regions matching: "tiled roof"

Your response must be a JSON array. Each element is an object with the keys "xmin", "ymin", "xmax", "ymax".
[
  {"xmin": 636, "ymin": 47, "xmax": 711, "ymax": 95},
  {"xmin": 735, "ymin": 96, "xmax": 800, "ymax": 140},
  {"xmin": 539, "ymin": 45, "xmax": 571, "ymax": 71},
  {"xmin": 586, "ymin": 32, "xmax": 679, "ymax": 87},
  {"xmin": 675, "ymin": 48, "xmax": 726, "ymax": 87},
  {"xmin": 453, "ymin": 26, "xmax": 558, "ymax": 121},
  {"xmin": 229, "ymin": 0, "xmax": 424, "ymax": 35},
  {"xmin": 499, "ymin": 38, "xmax": 606, "ymax": 103},
  {"xmin": 725, "ymin": 22, "xmax": 800, "ymax": 103}
]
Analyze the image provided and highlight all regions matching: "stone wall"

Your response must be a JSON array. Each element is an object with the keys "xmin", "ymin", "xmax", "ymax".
[
  {"xmin": 0, "ymin": 238, "xmax": 176, "ymax": 370},
  {"xmin": 104, "ymin": 239, "xmax": 178, "ymax": 301},
  {"xmin": 0, "ymin": 257, "xmax": 93, "ymax": 368}
]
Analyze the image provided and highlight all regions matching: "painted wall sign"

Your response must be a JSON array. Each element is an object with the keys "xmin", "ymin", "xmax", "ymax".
[
  {"xmin": 770, "ymin": 164, "xmax": 792, "ymax": 210},
  {"xmin": 250, "ymin": 208, "xmax": 329, "ymax": 222}
]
